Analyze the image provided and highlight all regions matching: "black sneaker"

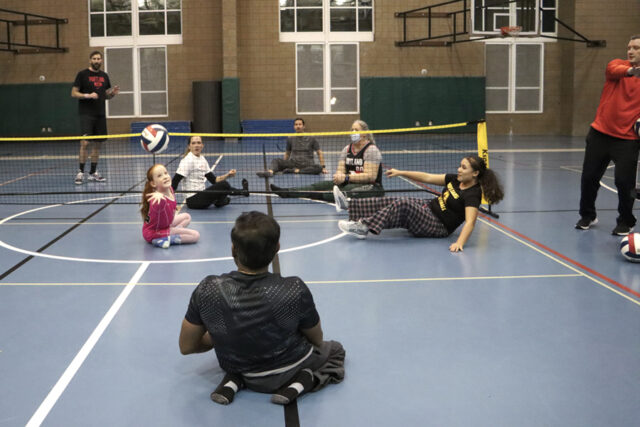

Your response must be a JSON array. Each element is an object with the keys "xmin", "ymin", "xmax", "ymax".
[
  {"xmin": 241, "ymin": 178, "xmax": 250, "ymax": 196},
  {"xmin": 612, "ymin": 224, "xmax": 634, "ymax": 236},
  {"xmin": 575, "ymin": 217, "xmax": 597, "ymax": 230},
  {"xmin": 270, "ymin": 184, "xmax": 289, "ymax": 198}
]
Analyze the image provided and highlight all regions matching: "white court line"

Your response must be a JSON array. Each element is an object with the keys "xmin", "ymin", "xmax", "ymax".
[
  {"xmin": 477, "ymin": 217, "xmax": 640, "ymax": 307},
  {"xmin": 560, "ymin": 165, "xmax": 619, "ymax": 194},
  {"xmin": 0, "ymin": 199, "xmax": 347, "ymax": 264},
  {"xmin": 25, "ymin": 262, "xmax": 149, "ymax": 427}
]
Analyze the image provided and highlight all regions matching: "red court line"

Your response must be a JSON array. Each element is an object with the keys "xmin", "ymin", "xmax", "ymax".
[
  {"xmin": 0, "ymin": 167, "xmax": 55, "ymax": 187},
  {"xmin": 393, "ymin": 170, "xmax": 640, "ymax": 300},
  {"xmin": 480, "ymin": 214, "xmax": 640, "ymax": 300}
]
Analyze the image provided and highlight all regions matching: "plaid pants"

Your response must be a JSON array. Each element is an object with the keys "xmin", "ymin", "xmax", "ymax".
[{"xmin": 349, "ymin": 197, "xmax": 449, "ymax": 237}]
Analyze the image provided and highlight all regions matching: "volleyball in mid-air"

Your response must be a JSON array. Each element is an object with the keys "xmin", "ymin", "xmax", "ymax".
[
  {"xmin": 140, "ymin": 124, "xmax": 170, "ymax": 153},
  {"xmin": 620, "ymin": 233, "xmax": 640, "ymax": 262}
]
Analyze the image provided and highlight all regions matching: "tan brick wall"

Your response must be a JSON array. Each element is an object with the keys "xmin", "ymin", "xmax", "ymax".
[
  {"xmin": 0, "ymin": 1, "xmax": 221, "ymax": 135},
  {"xmin": 1, "ymin": 1, "xmax": 638, "ymax": 136}
]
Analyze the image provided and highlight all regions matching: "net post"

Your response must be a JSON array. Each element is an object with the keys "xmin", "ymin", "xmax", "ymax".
[{"xmin": 476, "ymin": 121, "xmax": 499, "ymax": 218}]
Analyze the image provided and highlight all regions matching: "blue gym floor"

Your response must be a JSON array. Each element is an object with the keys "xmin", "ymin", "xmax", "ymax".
[{"xmin": 1, "ymin": 135, "xmax": 639, "ymax": 427}]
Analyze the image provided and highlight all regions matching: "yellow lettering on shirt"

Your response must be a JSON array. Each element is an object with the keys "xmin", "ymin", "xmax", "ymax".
[{"xmin": 437, "ymin": 182, "xmax": 459, "ymax": 211}]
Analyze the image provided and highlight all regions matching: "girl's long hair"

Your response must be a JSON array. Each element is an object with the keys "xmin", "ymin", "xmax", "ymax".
[
  {"xmin": 466, "ymin": 156, "xmax": 504, "ymax": 204},
  {"xmin": 353, "ymin": 119, "xmax": 375, "ymax": 144},
  {"xmin": 140, "ymin": 164, "xmax": 161, "ymax": 219}
]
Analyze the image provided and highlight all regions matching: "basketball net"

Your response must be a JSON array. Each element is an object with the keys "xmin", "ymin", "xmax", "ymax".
[{"xmin": 500, "ymin": 26, "xmax": 522, "ymax": 37}]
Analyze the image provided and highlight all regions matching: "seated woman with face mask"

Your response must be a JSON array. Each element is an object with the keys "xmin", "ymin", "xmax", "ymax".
[{"xmin": 269, "ymin": 120, "xmax": 384, "ymax": 203}]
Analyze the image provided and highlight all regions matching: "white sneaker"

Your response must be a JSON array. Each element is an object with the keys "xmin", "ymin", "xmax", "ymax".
[
  {"xmin": 74, "ymin": 171, "xmax": 84, "ymax": 185},
  {"xmin": 338, "ymin": 220, "xmax": 368, "ymax": 239},
  {"xmin": 88, "ymin": 171, "xmax": 106, "ymax": 182},
  {"xmin": 333, "ymin": 185, "xmax": 349, "ymax": 212}
]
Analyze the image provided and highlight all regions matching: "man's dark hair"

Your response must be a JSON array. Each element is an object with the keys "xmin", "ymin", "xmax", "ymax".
[
  {"xmin": 631, "ymin": 35, "xmax": 640, "ymax": 40},
  {"xmin": 294, "ymin": 117, "xmax": 305, "ymax": 125},
  {"xmin": 89, "ymin": 50, "xmax": 103, "ymax": 59},
  {"xmin": 231, "ymin": 211, "xmax": 280, "ymax": 269}
]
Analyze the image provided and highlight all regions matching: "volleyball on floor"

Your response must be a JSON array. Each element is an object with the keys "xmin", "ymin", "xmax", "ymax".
[
  {"xmin": 620, "ymin": 233, "xmax": 640, "ymax": 262},
  {"xmin": 140, "ymin": 124, "xmax": 170, "ymax": 153}
]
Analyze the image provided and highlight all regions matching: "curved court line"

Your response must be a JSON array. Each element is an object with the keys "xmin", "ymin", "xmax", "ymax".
[
  {"xmin": 477, "ymin": 215, "xmax": 640, "ymax": 306},
  {"xmin": 0, "ymin": 202, "xmax": 347, "ymax": 264},
  {"xmin": 26, "ymin": 262, "xmax": 149, "ymax": 427}
]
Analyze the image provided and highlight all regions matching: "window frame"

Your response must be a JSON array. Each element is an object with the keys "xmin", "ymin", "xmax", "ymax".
[
  {"xmin": 485, "ymin": 40, "xmax": 544, "ymax": 114},
  {"xmin": 279, "ymin": 0, "xmax": 374, "ymax": 43},
  {"xmin": 89, "ymin": 0, "xmax": 183, "ymax": 46},
  {"xmin": 295, "ymin": 42, "xmax": 360, "ymax": 115},
  {"xmin": 105, "ymin": 45, "xmax": 169, "ymax": 118}
]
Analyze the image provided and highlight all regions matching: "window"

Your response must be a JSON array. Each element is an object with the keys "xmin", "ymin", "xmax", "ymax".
[
  {"xmin": 89, "ymin": 0, "xmax": 182, "ymax": 45},
  {"xmin": 485, "ymin": 43, "xmax": 543, "ymax": 113},
  {"xmin": 285, "ymin": 1, "xmax": 369, "ymax": 114},
  {"xmin": 296, "ymin": 43, "xmax": 358, "ymax": 114},
  {"xmin": 472, "ymin": 0, "xmax": 557, "ymax": 37},
  {"xmin": 280, "ymin": 0, "xmax": 374, "ymax": 42},
  {"xmin": 105, "ymin": 46, "xmax": 168, "ymax": 117},
  {"xmin": 540, "ymin": 0, "xmax": 557, "ymax": 35}
]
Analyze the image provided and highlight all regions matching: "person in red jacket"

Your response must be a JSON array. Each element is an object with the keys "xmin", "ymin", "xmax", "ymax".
[{"xmin": 576, "ymin": 35, "xmax": 640, "ymax": 235}]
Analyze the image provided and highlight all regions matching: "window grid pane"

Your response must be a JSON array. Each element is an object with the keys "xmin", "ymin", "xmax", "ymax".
[
  {"xmin": 139, "ymin": 47, "xmax": 167, "ymax": 91},
  {"xmin": 106, "ymin": 0, "xmax": 132, "ymax": 12},
  {"xmin": 89, "ymin": 0, "xmax": 181, "ymax": 38},
  {"xmin": 106, "ymin": 13, "xmax": 132, "ymax": 36}
]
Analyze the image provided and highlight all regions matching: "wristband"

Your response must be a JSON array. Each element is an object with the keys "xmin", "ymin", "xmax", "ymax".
[{"xmin": 343, "ymin": 175, "xmax": 350, "ymax": 185}]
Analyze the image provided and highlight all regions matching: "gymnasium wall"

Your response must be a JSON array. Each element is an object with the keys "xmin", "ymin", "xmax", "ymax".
[
  {"xmin": 0, "ymin": 1, "xmax": 223, "ymax": 135},
  {"xmin": 0, "ymin": 83, "xmax": 78, "ymax": 136},
  {"xmin": 360, "ymin": 77, "xmax": 485, "ymax": 130},
  {"xmin": 1, "ymin": 1, "xmax": 639, "ymax": 136}
]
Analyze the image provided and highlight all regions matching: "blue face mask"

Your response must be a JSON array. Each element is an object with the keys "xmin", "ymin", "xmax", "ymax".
[{"xmin": 350, "ymin": 132, "xmax": 361, "ymax": 143}]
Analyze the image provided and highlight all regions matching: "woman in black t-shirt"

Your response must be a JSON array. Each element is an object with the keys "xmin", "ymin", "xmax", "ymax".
[{"xmin": 334, "ymin": 156, "xmax": 504, "ymax": 252}]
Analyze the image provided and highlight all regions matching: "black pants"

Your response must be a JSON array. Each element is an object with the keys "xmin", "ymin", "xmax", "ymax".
[
  {"xmin": 186, "ymin": 182, "xmax": 232, "ymax": 209},
  {"xmin": 579, "ymin": 127, "xmax": 639, "ymax": 226},
  {"xmin": 270, "ymin": 158, "xmax": 322, "ymax": 175}
]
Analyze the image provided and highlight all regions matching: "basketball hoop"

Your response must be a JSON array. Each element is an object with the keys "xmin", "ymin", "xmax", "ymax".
[{"xmin": 500, "ymin": 26, "xmax": 522, "ymax": 37}]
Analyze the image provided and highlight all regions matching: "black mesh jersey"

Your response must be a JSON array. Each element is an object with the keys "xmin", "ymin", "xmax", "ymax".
[{"xmin": 185, "ymin": 271, "xmax": 320, "ymax": 374}]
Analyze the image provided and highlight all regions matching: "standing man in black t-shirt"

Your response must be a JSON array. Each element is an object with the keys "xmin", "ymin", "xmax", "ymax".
[{"xmin": 71, "ymin": 51, "xmax": 119, "ymax": 185}]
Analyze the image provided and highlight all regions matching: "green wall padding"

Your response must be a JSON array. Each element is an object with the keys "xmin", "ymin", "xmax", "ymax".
[
  {"xmin": 0, "ymin": 83, "xmax": 79, "ymax": 136},
  {"xmin": 361, "ymin": 77, "xmax": 485, "ymax": 131},
  {"xmin": 221, "ymin": 77, "xmax": 241, "ymax": 133}
]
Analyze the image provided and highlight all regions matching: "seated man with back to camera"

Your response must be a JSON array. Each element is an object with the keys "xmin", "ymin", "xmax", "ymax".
[
  {"xmin": 256, "ymin": 117, "xmax": 327, "ymax": 177},
  {"xmin": 179, "ymin": 211, "xmax": 345, "ymax": 406}
]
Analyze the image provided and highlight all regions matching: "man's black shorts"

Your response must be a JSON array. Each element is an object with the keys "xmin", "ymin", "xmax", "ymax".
[{"xmin": 80, "ymin": 115, "xmax": 107, "ymax": 142}]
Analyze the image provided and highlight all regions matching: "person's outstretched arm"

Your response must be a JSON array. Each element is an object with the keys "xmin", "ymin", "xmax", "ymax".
[
  {"xmin": 386, "ymin": 168, "xmax": 446, "ymax": 186},
  {"xmin": 449, "ymin": 206, "xmax": 479, "ymax": 252},
  {"xmin": 179, "ymin": 318, "xmax": 214, "ymax": 355}
]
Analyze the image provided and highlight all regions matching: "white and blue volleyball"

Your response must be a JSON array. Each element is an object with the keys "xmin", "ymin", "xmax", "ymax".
[
  {"xmin": 620, "ymin": 233, "xmax": 640, "ymax": 262},
  {"xmin": 140, "ymin": 124, "xmax": 170, "ymax": 153}
]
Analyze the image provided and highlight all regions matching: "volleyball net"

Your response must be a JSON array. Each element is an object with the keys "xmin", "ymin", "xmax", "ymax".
[{"xmin": 0, "ymin": 121, "xmax": 490, "ymax": 207}]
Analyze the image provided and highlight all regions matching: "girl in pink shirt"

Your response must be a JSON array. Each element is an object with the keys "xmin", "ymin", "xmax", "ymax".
[{"xmin": 141, "ymin": 164, "xmax": 200, "ymax": 248}]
